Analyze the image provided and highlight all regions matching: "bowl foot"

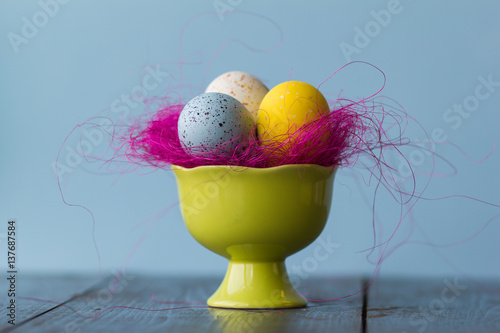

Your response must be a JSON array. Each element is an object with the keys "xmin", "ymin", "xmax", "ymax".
[{"xmin": 208, "ymin": 260, "xmax": 306, "ymax": 309}]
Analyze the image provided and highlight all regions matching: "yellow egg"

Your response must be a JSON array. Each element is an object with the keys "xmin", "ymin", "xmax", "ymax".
[
  {"xmin": 205, "ymin": 71, "xmax": 269, "ymax": 121},
  {"xmin": 257, "ymin": 81, "xmax": 329, "ymax": 146}
]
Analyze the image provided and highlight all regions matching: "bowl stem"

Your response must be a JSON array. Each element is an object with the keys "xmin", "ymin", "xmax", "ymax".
[{"xmin": 208, "ymin": 260, "xmax": 307, "ymax": 309}]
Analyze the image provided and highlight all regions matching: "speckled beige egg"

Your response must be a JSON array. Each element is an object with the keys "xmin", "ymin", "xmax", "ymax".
[{"xmin": 205, "ymin": 71, "xmax": 268, "ymax": 121}]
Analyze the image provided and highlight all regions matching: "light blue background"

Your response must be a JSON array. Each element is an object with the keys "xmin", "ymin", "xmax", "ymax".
[{"xmin": 1, "ymin": 0, "xmax": 499, "ymax": 281}]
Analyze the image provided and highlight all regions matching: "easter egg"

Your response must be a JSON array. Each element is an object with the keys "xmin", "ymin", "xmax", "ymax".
[
  {"xmin": 205, "ymin": 71, "xmax": 268, "ymax": 121},
  {"xmin": 177, "ymin": 92, "xmax": 254, "ymax": 156},
  {"xmin": 257, "ymin": 81, "xmax": 329, "ymax": 145}
]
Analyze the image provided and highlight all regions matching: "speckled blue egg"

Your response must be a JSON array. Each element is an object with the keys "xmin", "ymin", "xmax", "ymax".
[{"xmin": 177, "ymin": 92, "xmax": 255, "ymax": 156}]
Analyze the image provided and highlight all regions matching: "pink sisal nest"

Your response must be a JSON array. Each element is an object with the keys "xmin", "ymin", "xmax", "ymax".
[{"xmin": 121, "ymin": 98, "xmax": 390, "ymax": 169}]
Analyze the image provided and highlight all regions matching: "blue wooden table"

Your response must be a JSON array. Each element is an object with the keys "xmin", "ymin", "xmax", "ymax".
[{"xmin": 0, "ymin": 274, "xmax": 498, "ymax": 332}]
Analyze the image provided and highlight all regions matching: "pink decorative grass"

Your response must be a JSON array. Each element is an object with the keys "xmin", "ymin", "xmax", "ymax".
[{"xmin": 120, "ymin": 97, "xmax": 395, "ymax": 169}]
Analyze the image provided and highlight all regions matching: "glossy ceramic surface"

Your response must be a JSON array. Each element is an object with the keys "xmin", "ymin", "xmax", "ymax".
[{"xmin": 173, "ymin": 164, "xmax": 336, "ymax": 308}]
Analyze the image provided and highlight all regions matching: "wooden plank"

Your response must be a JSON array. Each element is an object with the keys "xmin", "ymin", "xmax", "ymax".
[
  {"xmin": 12, "ymin": 275, "xmax": 363, "ymax": 333},
  {"xmin": 0, "ymin": 274, "xmax": 103, "ymax": 332},
  {"xmin": 366, "ymin": 276, "xmax": 500, "ymax": 333}
]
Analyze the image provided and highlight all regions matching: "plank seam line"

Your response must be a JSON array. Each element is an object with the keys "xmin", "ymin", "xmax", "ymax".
[
  {"xmin": 0, "ymin": 277, "xmax": 108, "ymax": 333},
  {"xmin": 361, "ymin": 277, "xmax": 369, "ymax": 333}
]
